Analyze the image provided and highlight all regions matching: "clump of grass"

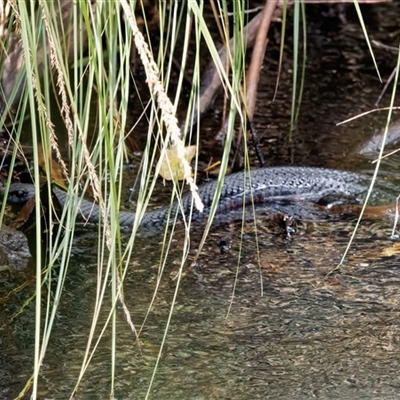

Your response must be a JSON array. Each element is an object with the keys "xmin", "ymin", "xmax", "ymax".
[{"xmin": 0, "ymin": 2, "xmax": 248, "ymax": 398}]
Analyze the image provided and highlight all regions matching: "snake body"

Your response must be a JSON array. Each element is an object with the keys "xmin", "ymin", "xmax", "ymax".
[{"xmin": 2, "ymin": 167, "xmax": 368, "ymax": 232}]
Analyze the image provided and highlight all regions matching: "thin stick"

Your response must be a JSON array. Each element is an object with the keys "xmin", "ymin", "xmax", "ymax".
[{"xmin": 246, "ymin": 0, "xmax": 277, "ymax": 120}]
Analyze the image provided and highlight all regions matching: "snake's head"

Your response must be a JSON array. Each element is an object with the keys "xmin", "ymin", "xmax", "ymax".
[{"xmin": 0, "ymin": 183, "xmax": 35, "ymax": 205}]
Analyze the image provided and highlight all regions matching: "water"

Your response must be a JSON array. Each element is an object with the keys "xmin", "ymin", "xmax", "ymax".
[{"xmin": 4, "ymin": 218, "xmax": 398, "ymax": 399}]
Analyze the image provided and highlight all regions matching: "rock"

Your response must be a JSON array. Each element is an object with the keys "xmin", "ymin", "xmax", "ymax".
[{"xmin": 0, "ymin": 225, "xmax": 31, "ymax": 271}]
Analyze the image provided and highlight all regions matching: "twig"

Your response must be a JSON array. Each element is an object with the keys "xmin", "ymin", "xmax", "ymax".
[
  {"xmin": 375, "ymin": 67, "xmax": 396, "ymax": 107},
  {"xmin": 249, "ymin": 119, "xmax": 265, "ymax": 166},
  {"xmin": 246, "ymin": 1, "xmax": 277, "ymax": 120},
  {"xmin": 189, "ymin": 12, "xmax": 263, "ymax": 130}
]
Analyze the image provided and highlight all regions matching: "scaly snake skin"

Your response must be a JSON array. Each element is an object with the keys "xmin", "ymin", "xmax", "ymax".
[{"xmin": 1, "ymin": 167, "xmax": 368, "ymax": 231}]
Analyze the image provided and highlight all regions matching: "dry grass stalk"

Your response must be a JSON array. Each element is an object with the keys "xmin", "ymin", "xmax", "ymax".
[
  {"xmin": 119, "ymin": 0, "xmax": 204, "ymax": 213},
  {"xmin": 44, "ymin": 2, "xmax": 112, "ymax": 244}
]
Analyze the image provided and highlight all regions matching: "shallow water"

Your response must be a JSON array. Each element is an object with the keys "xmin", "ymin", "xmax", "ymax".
[
  {"xmin": 2, "ymin": 2, "xmax": 400, "ymax": 400},
  {"xmin": 4, "ymin": 216, "xmax": 400, "ymax": 399}
]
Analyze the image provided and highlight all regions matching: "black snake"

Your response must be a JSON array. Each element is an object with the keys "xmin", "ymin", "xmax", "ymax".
[{"xmin": 1, "ymin": 166, "xmax": 369, "ymax": 232}]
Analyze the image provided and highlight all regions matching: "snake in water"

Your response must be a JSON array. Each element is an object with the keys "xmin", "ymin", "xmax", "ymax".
[{"xmin": 1, "ymin": 166, "xmax": 369, "ymax": 232}]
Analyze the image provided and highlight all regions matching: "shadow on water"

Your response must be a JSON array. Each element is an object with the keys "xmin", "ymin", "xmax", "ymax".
[{"xmin": 3, "ymin": 2, "xmax": 400, "ymax": 399}]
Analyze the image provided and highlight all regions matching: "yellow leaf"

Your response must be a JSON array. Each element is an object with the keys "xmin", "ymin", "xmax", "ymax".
[{"xmin": 159, "ymin": 145, "xmax": 197, "ymax": 181}]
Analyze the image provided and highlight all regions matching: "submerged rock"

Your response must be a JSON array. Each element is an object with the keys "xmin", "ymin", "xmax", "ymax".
[
  {"xmin": 0, "ymin": 225, "xmax": 31, "ymax": 271},
  {"xmin": 358, "ymin": 119, "xmax": 400, "ymax": 155}
]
